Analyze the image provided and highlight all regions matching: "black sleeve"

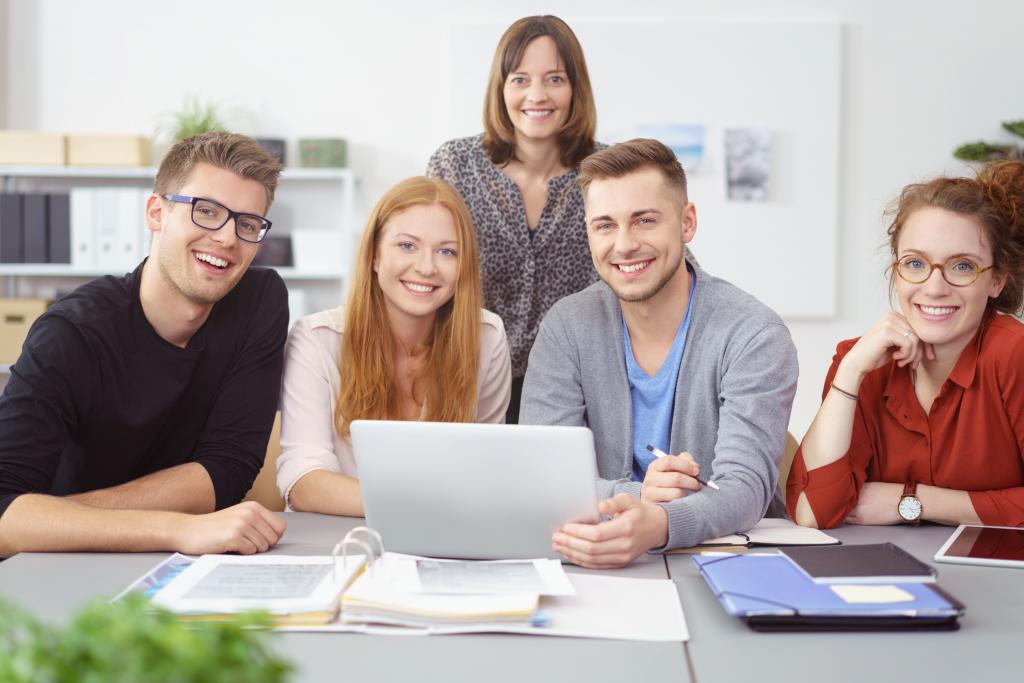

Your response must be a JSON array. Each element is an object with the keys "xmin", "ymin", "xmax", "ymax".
[
  {"xmin": 0, "ymin": 316, "xmax": 95, "ymax": 518},
  {"xmin": 191, "ymin": 272, "xmax": 289, "ymax": 509}
]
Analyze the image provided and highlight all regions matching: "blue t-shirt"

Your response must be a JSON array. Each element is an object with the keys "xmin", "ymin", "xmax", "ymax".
[{"xmin": 624, "ymin": 268, "xmax": 697, "ymax": 481}]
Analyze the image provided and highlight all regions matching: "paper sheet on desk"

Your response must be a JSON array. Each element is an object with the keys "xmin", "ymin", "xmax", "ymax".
[
  {"xmin": 405, "ymin": 555, "xmax": 574, "ymax": 595},
  {"xmin": 279, "ymin": 574, "xmax": 689, "ymax": 642}
]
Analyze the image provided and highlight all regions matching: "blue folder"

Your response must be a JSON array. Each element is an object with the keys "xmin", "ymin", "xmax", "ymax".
[{"xmin": 692, "ymin": 553, "xmax": 964, "ymax": 631}]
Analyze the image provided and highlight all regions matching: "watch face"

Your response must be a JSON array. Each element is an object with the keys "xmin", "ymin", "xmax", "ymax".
[{"xmin": 899, "ymin": 496, "xmax": 923, "ymax": 521}]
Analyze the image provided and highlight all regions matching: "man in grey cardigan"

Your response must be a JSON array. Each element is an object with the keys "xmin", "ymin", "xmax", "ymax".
[{"xmin": 521, "ymin": 139, "xmax": 797, "ymax": 568}]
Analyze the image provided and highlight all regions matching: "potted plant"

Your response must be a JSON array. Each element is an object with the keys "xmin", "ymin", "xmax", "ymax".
[
  {"xmin": 953, "ymin": 120, "xmax": 1024, "ymax": 162},
  {"xmin": 162, "ymin": 96, "xmax": 226, "ymax": 143}
]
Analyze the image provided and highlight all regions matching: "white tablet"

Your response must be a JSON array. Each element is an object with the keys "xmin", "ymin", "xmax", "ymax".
[{"xmin": 934, "ymin": 524, "xmax": 1024, "ymax": 569}]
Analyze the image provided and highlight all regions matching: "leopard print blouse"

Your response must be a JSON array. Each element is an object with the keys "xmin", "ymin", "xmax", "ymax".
[{"xmin": 427, "ymin": 134, "xmax": 604, "ymax": 379}]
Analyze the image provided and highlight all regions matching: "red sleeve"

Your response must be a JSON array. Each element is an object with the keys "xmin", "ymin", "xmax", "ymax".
[
  {"xmin": 787, "ymin": 338, "xmax": 877, "ymax": 528},
  {"xmin": 968, "ymin": 331, "xmax": 1024, "ymax": 527}
]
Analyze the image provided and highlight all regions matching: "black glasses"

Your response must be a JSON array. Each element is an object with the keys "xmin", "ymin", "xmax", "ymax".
[
  {"xmin": 894, "ymin": 254, "xmax": 994, "ymax": 287},
  {"xmin": 162, "ymin": 194, "xmax": 272, "ymax": 243}
]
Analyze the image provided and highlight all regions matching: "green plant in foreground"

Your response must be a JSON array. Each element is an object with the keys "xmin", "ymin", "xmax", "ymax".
[
  {"xmin": 954, "ymin": 120, "xmax": 1024, "ymax": 162},
  {"xmin": 0, "ymin": 595, "xmax": 292, "ymax": 683}
]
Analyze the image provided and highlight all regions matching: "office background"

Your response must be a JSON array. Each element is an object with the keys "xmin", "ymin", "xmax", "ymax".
[{"xmin": 2, "ymin": 0, "xmax": 1022, "ymax": 437}]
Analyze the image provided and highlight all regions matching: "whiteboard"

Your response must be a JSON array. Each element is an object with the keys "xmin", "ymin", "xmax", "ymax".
[{"xmin": 449, "ymin": 21, "xmax": 841, "ymax": 318}]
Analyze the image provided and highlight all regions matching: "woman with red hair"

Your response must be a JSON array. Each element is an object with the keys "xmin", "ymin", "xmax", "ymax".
[{"xmin": 789, "ymin": 161, "xmax": 1024, "ymax": 529}]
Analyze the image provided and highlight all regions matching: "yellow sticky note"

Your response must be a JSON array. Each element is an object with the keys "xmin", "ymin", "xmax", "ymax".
[{"xmin": 830, "ymin": 585, "xmax": 915, "ymax": 604}]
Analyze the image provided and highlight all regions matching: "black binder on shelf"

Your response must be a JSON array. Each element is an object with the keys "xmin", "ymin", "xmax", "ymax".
[
  {"xmin": 22, "ymin": 193, "xmax": 49, "ymax": 264},
  {"xmin": 0, "ymin": 193, "xmax": 23, "ymax": 263},
  {"xmin": 47, "ymin": 193, "xmax": 72, "ymax": 264}
]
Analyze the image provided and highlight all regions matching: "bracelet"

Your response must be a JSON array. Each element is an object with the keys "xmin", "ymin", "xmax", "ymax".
[{"xmin": 830, "ymin": 382, "xmax": 858, "ymax": 401}]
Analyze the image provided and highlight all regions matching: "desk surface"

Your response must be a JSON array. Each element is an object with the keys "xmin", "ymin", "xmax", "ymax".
[
  {"xmin": 0, "ymin": 513, "xmax": 692, "ymax": 683},
  {"xmin": 3, "ymin": 517, "xmax": 1021, "ymax": 683},
  {"xmin": 668, "ymin": 524, "xmax": 1021, "ymax": 682}
]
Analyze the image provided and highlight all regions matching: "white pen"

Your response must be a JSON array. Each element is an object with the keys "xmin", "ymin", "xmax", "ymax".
[{"xmin": 645, "ymin": 444, "xmax": 721, "ymax": 490}]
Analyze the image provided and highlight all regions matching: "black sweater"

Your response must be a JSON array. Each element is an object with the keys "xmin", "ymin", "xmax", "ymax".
[{"xmin": 0, "ymin": 263, "xmax": 288, "ymax": 517}]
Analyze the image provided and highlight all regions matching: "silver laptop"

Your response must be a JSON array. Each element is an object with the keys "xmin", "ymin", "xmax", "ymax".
[{"xmin": 350, "ymin": 420, "xmax": 600, "ymax": 560}]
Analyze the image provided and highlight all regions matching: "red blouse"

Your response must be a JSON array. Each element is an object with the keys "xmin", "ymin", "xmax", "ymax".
[{"xmin": 787, "ymin": 314, "xmax": 1024, "ymax": 528}]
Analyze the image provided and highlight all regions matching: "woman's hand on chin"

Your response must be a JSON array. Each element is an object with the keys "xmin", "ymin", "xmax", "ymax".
[{"xmin": 839, "ymin": 311, "xmax": 935, "ymax": 385}]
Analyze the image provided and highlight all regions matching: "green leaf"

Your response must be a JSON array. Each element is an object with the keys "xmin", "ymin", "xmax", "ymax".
[
  {"xmin": 167, "ymin": 95, "xmax": 226, "ymax": 142},
  {"xmin": 952, "ymin": 141, "xmax": 1014, "ymax": 161},
  {"xmin": 0, "ymin": 595, "xmax": 293, "ymax": 683},
  {"xmin": 1002, "ymin": 120, "xmax": 1024, "ymax": 139}
]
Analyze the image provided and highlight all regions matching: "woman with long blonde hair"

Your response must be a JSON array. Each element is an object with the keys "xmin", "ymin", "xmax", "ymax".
[{"xmin": 276, "ymin": 177, "xmax": 511, "ymax": 515}]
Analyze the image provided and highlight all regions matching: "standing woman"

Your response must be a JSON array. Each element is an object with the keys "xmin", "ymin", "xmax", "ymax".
[
  {"xmin": 788, "ymin": 160, "xmax": 1024, "ymax": 529},
  {"xmin": 276, "ymin": 177, "xmax": 511, "ymax": 516},
  {"xmin": 427, "ymin": 15, "xmax": 602, "ymax": 422}
]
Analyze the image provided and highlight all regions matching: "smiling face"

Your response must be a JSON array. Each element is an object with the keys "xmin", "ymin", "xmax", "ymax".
[
  {"xmin": 373, "ymin": 203, "xmax": 460, "ymax": 328},
  {"xmin": 895, "ymin": 206, "xmax": 1006, "ymax": 354},
  {"xmin": 502, "ymin": 35, "xmax": 572, "ymax": 145},
  {"xmin": 585, "ymin": 167, "xmax": 696, "ymax": 304},
  {"xmin": 147, "ymin": 162, "xmax": 265, "ymax": 306}
]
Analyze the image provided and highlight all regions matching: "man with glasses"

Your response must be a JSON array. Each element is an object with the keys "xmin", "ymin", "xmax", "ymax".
[
  {"xmin": 0, "ymin": 132, "xmax": 288, "ymax": 557},
  {"xmin": 521, "ymin": 139, "xmax": 798, "ymax": 567}
]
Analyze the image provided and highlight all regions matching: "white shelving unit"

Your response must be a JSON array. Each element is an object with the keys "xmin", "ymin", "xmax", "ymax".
[
  {"xmin": 0, "ymin": 164, "xmax": 360, "ymax": 374},
  {"xmin": 1, "ymin": 166, "xmax": 352, "ymax": 185},
  {"xmin": 0, "ymin": 164, "xmax": 357, "ymax": 288}
]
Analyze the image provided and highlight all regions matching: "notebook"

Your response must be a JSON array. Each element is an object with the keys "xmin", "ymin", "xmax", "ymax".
[
  {"xmin": 697, "ymin": 518, "xmax": 840, "ymax": 548},
  {"xmin": 781, "ymin": 543, "xmax": 936, "ymax": 584},
  {"xmin": 693, "ymin": 553, "xmax": 964, "ymax": 632}
]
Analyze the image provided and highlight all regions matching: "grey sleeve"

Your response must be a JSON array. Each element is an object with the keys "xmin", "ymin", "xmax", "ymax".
[
  {"xmin": 521, "ymin": 312, "xmax": 640, "ymax": 500},
  {"xmin": 659, "ymin": 323, "xmax": 798, "ymax": 550}
]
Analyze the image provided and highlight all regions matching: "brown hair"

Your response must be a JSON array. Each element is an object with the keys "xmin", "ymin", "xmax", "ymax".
[
  {"xmin": 886, "ymin": 160, "xmax": 1024, "ymax": 315},
  {"xmin": 482, "ymin": 15, "xmax": 596, "ymax": 168},
  {"xmin": 153, "ymin": 132, "xmax": 283, "ymax": 211},
  {"xmin": 335, "ymin": 177, "xmax": 483, "ymax": 438},
  {"xmin": 578, "ymin": 138, "xmax": 688, "ymax": 203}
]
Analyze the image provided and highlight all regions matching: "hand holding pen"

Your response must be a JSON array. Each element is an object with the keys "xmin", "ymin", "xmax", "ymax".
[{"xmin": 640, "ymin": 444, "xmax": 720, "ymax": 504}]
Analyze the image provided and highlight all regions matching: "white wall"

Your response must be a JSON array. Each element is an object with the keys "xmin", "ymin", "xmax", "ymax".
[
  {"xmin": 5, "ymin": 0, "xmax": 1024, "ymax": 437},
  {"xmin": 0, "ymin": 0, "xmax": 7, "ymax": 128}
]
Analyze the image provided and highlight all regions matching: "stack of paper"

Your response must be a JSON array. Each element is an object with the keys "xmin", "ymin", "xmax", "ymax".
[{"xmin": 341, "ymin": 554, "xmax": 572, "ymax": 628}]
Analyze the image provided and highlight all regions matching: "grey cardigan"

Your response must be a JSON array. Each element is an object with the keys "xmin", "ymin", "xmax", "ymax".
[{"xmin": 520, "ymin": 260, "xmax": 798, "ymax": 550}]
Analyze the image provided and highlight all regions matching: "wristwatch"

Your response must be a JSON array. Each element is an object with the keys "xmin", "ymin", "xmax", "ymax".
[{"xmin": 897, "ymin": 481, "xmax": 923, "ymax": 524}]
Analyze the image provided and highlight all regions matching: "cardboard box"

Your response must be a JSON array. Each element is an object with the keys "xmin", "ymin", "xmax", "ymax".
[
  {"xmin": 0, "ymin": 131, "xmax": 66, "ymax": 165},
  {"xmin": 0, "ymin": 298, "xmax": 49, "ymax": 364},
  {"xmin": 66, "ymin": 134, "xmax": 151, "ymax": 167}
]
